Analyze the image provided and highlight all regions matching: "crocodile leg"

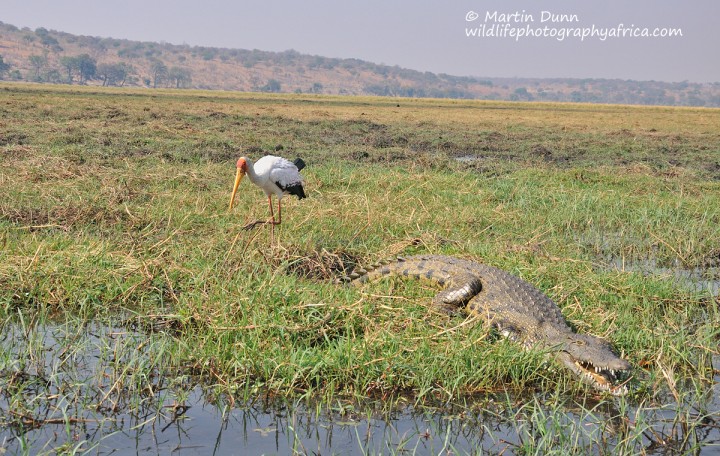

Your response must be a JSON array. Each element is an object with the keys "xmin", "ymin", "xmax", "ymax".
[{"xmin": 432, "ymin": 273, "xmax": 483, "ymax": 315}]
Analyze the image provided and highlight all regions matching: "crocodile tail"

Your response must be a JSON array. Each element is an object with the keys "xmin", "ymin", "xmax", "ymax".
[{"xmin": 340, "ymin": 256, "xmax": 406, "ymax": 284}]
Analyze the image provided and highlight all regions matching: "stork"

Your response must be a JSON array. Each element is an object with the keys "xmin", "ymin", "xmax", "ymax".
[{"xmin": 229, "ymin": 155, "xmax": 306, "ymax": 242}]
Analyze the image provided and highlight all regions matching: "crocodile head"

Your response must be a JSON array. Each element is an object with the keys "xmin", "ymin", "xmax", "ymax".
[{"xmin": 552, "ymin": 333, "xmax": 631, "ymax": 395}]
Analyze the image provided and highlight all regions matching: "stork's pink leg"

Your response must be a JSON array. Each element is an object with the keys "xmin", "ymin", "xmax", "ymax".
[
  {"xmin": 267, "ymin": 195, "xmax": 275, "ymax": 222},
  {"xmin": 267, "ymin": 195, "xmax": 275, "ymax": 244},
  {"xmin": 242, "ymin": 196, "xmax": 282, "ymax": 239}
]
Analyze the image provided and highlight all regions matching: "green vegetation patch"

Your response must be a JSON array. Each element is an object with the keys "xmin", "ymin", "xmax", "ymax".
[{"xmin": 1, "ymin": 85, "xmax": 719, "ymax": 453}]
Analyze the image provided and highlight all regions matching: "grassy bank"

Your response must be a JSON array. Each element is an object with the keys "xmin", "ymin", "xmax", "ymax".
[{"xmin": 1, "ymin": 83, "xmax": 719, "ymax": 452}]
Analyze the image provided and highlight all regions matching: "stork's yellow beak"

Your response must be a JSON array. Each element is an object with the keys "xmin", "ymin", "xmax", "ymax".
[{"xmin": 229, "ymin": 168, "xmax": 246, "ymax": 210}]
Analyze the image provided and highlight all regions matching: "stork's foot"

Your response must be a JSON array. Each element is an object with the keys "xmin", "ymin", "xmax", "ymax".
[
  {"xmin": 242, "ymin": 220, "xmax": 265, "ymax": 231},
  {"xmin": 242, "ymin": 219, "xmax": 280, "ymax": 231}
]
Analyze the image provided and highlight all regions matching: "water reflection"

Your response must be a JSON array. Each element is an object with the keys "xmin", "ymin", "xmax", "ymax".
[{"xmin": 1, "ymin": 323, "xmax": 718, "ymax": 455}]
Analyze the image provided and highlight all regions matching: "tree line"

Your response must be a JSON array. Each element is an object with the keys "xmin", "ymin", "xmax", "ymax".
[{"xmin": 0, "ymin": 52, "xmax": 192, "ymax": 89}]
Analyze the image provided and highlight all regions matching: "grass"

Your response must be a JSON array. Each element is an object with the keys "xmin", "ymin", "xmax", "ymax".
[{"xmin": 1, "ymin": 82, "xmax": 719, "ymax": 453}]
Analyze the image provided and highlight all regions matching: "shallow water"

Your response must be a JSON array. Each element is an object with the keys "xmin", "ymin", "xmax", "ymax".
[
  {"xmin": 1, "ymin": 323, "xmax": 719, "ymax": 455},
  {"xmin": 605, "ymin": 257, "xmax": 720, "ymax": 296},
  {"xmin": 90, "ymin": 390, "xmax": 503, "ymax": 455}
]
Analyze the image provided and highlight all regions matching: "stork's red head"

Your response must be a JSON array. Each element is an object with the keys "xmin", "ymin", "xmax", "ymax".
[{"xmin": 236, "ymin": 157, "xmax": 248, "ymax": 171}]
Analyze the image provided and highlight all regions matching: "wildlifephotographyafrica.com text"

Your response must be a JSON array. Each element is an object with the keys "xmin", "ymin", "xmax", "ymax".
[{"xmin": 464, "ymin": 10, "xmax": 683, "ymax": 42}]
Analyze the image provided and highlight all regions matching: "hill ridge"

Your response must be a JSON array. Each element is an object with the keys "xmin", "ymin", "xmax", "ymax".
[{"xmin": 0, "ymin": 21, "xmax": 718, "ymax": 106}]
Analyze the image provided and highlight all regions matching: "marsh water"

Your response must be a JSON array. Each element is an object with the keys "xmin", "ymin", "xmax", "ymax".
[
  {"xmin": 1, "ymin": 320, "xmax": 719, "ymax": 455},
  {"xmin": 2, "ymin": 256, "xmax": 719, "ymax": 455},
  {"xmin": 605, "ymin": 258, "xmax": 720, "ymax": 296}
]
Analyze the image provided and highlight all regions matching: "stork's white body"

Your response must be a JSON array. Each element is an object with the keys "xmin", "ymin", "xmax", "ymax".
[{"xmin": 243, "ymin": 155, "xmax": 304, "ymax": 200}]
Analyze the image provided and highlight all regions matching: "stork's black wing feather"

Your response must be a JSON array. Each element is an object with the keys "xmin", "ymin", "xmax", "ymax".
[
  {"xmin": 283, "ymin": 183, "xmax": 306, "ymax": 199},
  {"xmin": 293, "ymin": 158, "xmax": 306, "ymax": 172}
]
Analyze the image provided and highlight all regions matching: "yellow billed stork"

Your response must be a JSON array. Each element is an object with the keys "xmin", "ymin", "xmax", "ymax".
[{"xmin": 229, "ymin": 155, "xmax": 306, "ymax": 240}]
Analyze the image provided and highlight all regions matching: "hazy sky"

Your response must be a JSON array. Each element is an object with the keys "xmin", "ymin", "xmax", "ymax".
[{"xmin": 2, "ymin": 0, "xmax": 718, "ymax": 82}]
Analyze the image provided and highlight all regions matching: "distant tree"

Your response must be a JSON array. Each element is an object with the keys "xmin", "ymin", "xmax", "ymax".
[
  {"xmin": 200, "ymin": 49, "xmax": 216, "ymax": 61},
  {"xmin": 364, "ymin": 84, "xmax": 391, "ymax": 96},
  {"xmin": 60, "ymin": 54, "xmax": 96, "ymax": 84},
  {"xmin": 310, "ymin": 82, "xmax": 323, "ymax": 94},
  {"xmin": 150, "ymin": 60, "xmax": 168, "ymax": 88},
  {"xmin": 260, "ymin": 79, "xmax": 281, "ymax": 93},
  {"xmin": 75, "ymin": 54, "xmax": 96, "ymax": 83},
  {"xmin": 85, "ymin": 37, "xmax": 108, "ymax": 55},
  {"xmin": 308, "ymin": 56, "xmax": 325, "ymax": 69},
  {"xmin": 96, "ymin": 62, "xmax": 111, "ymax": 86},
  {"xmin": 28, "ymin": 54, "xmax": 47, "ymax": 81},
  {"xmin": 59, "ymin": 56, "xmax": 77, "ymax": 83},
  {"xmin": 167, "ymin": 66, "xmax": 192, "ymax": 88},
  {"xmin": 46, "ymin": 69, "xmax": 63, "ymax": 84},
  {"xmin": 97, "ymin": 62, "xmax": 133, "ymax": 86},
  {"xmin": 0, "ymin": 55, "xmax": 11, "ymax": 79},
  {"xmin": 1, "ymin": 23, "xmax": 20, "ymax": 32},
  {"xmin": 513, "ymin": 87, "xmax": 533, "ymax": 101},
  {"xmin": 118, "ymin": 48, "xmax": 141, "ymax": 59},
  {"xmin": 34, "ymin": 27, "xmax": 62, "ymax": 52}
]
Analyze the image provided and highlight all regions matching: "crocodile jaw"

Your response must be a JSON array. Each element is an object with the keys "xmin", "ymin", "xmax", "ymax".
[{"xmin": 555, "ymin": 351, "xmax": 630, "ymax": 396}]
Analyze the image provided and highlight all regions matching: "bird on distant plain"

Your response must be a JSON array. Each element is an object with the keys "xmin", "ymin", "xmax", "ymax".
[{"xmin": 229, "ymin": 154, "xmax": 306, "ymax": 242}]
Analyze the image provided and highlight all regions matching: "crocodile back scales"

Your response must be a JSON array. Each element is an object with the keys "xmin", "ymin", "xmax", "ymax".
[{"xmin": 351, "ymin": 254, "xmax": 570, "ymax": 335}]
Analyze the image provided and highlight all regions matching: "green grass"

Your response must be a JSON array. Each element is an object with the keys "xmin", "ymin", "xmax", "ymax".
[{"xmin": 1, "ymin": 83, "xmax": 719, "ymax": 453}]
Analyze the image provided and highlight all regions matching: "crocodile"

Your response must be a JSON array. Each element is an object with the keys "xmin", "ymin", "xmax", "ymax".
[{"xmin": 347, "ymin": 255, "xmax": 631, "ymax": 395}]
